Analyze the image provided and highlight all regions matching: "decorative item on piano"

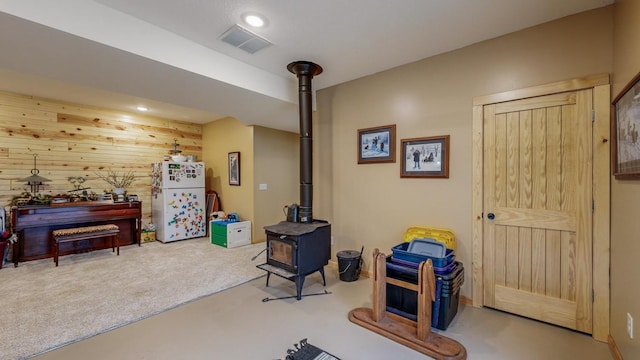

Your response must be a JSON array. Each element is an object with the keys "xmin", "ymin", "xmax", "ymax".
[
  {"xmin": 10, "ymin": 192, "xmax": 51, "ymax": 206},
  {"xmin": 18, "ymin": 154, "xmax": 51, "ymax": 196},
  {"xmin": 93, "ymin": 169, "xmax": 137, "ymax": 193}
]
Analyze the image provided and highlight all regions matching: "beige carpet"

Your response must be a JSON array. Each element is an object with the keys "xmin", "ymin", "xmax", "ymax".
[{"xmin": 0, "ymin": 237, "xmax": 266, "ymax": 360}]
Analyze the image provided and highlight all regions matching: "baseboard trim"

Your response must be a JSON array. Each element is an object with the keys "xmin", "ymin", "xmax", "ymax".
[{"xmin": 608, "ymin": 334, "xmax": 624, "ymax": 360}]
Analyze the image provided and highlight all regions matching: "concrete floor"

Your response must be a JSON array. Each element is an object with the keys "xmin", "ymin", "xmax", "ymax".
[{"xmin": 33, "ymin": 271, "xmax": 612, "ymax": 360}]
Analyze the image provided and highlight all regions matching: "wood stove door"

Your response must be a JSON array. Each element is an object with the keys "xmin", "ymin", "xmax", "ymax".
[{"xmin": 267, "ymin": 234, "xmax": 297, "ymax": 272}]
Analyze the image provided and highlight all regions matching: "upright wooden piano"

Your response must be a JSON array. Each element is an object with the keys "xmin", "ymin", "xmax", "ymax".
[{"xmin": 10, "ymin": 201, "xmax": 142, "ymax": 267}]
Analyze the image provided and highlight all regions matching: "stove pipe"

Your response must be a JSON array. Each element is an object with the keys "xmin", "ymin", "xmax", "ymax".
[{"xmin": 287, "ymin": 61, "xmax": 323, "ymax": 223}]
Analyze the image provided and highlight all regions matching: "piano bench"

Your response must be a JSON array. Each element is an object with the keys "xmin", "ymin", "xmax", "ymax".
[{"xmin": 52, "ymin": 224, "xmax": 120, "ymax": 267}]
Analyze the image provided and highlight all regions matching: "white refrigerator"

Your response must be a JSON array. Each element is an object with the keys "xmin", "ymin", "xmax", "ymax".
[{"xmin": 151, "ymin": 161, "xmax": 207, "ymax": 243}]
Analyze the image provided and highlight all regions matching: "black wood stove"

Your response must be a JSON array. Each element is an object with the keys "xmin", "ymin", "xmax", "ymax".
[
  {"xmin": 259, "ymin": 221, "xmax": 331, "ymax": 300},
  {"xmin": 257, "ymin": 61, "xmax": 332, "ymax": 300}
]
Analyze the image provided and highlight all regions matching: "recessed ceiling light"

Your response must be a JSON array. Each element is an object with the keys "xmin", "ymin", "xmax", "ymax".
[
  {"xmin": 137, "ymin": 106, "xmax": 148, "ymax": 112},
  {"xmin": 242, "ymin": 13, "xmax": 267, "ymax": 28}
]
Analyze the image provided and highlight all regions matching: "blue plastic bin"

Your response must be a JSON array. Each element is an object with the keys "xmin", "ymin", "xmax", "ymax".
[
  {"xmin": 385, "ymin": 256, "xmax": 464, "ymax": 330},
  {"xmin": 391, "ymin": 242, "xmax": 455, "ymax": 268}
]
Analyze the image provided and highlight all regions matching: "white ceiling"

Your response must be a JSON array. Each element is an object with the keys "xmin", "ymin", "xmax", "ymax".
[{"xmin": 0, "ymin": 0, "xmax": 613, "ymax": 133}]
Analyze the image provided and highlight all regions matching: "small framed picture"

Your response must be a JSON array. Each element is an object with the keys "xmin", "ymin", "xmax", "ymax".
[
  {"xmin": 401, "ymin": 135, "xmax": 450, "ymax": 178},
  {"xmin": 612, "ymin": 70, "xmax": 640, "ymax": 179},
  {"xmin": 357, "ymin": 124, "xmax": 396, "ymax": 164},
  {"xmin": 228, "ymin": 152, "xmax": 240, "ymax": 186}
]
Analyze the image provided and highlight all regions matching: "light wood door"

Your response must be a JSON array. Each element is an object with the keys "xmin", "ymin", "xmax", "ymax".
[{"xmin": 482, "ymin": 89, "xmax": 593, "ymax": 333}]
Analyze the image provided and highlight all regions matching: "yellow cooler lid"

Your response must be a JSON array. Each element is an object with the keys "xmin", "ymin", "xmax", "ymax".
[{"xmin": 403, "ymin": 226, "xmax": 456, "ymax": 251}]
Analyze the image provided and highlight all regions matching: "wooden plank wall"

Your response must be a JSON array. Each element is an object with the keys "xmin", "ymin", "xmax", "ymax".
[{"xmin": 0, "ymin": 90, "xmax": 203, "ymax": 226}]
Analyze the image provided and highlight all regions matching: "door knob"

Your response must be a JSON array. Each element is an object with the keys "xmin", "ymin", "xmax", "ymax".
[{"xmin": 487, "ymin": 213, "xmax": 495, "ymax": 220}]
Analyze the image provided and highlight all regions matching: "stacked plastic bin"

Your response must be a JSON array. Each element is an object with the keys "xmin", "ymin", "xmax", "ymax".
[{"xmin": 385, "ymin": 227, "xmax": 464, "ymax": 330}]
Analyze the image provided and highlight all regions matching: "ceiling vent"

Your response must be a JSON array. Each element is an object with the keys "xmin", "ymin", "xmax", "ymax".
[{"xmin": 220, "ymin": 24, "xmax": 272, "ymax": 54}]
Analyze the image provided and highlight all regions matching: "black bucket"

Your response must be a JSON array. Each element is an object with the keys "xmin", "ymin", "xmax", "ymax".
[{"xmin": 337, "ymin": 249, "xmax": 363, "ymax": 282}]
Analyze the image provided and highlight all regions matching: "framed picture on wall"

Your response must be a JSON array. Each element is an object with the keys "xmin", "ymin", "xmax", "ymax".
[
  {"xmin": 228, "ymin": 151, "xmax": 240, "ymax": 186},
  {"xmin": 612, "ymin": 70, "xmax": 640, "ymax": 179},
  {"xmin": 400, "ymin": 135, "xmax": 449, "ymax": 178},
  {"xmin": 357, "ymin": 124, "xmax": 396, "ymax": 164}
]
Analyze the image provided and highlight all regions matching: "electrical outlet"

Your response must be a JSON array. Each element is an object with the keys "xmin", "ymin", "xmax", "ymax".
[{"xmin": 628, "ymin": 313, "xmax": 634, "ymax": 339}]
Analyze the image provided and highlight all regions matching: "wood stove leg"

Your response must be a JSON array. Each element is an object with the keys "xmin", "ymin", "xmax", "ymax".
[
  {"xmin": 319, "ymin": 267, "xmax": 326, "ymax": 286},
  {"xmin": 295, "ymin": 275, "xmax": 306, "ymax": 301},
  {"xmin": 372, "ymin": 249, "xmax": 387, "ymax": 322}
]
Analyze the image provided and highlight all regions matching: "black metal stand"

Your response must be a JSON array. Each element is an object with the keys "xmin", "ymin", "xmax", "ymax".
[{"xmin": 257, "ymin": 263, "xmax": 327, "ymax": 300}]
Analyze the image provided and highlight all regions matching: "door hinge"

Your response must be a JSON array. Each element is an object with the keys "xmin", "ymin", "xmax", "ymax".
[
  {"xmin": 592, "ymin": 289, "xmax": 595, "ymax": 303},
  {"xmin": 592, "ymin": 109, "xmax": 595, "ymax": 122},
  {"xmin": 592, "ymin": 199, "xmax": 595, "ymax": 212}
]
